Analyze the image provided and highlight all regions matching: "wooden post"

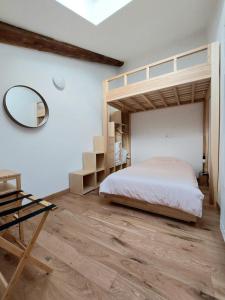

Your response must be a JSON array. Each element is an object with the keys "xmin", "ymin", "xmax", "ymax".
[
  {"xmin": 203, "ymin": 88, "xmax": 210, "ymax": 173},
  {"xmin": 146, "ymin": 67, "xmax": 149, "ymax": 80},
  {"xmin": 124, "ymin": 74, "xmax": 128, "ymax": 86},
  {"xmin": 209, "ymin": 42, "xmax": 220, "ymax": 205},
  {"xmin": 174, "ymin": 57, "xmax": 177, "ymax": 72},
  {"xmin": 103, "ymin": 81, "xmax": 109, "ymax": 175},
  {"xmin": 16, "ymin": 175, "xmax": 24, "ymax": 243}
]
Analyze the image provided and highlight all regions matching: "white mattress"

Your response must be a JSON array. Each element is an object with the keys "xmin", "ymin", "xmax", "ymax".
[{"xmin": 100, "ymin": 157, "xmax": 204, "ymax": 217}]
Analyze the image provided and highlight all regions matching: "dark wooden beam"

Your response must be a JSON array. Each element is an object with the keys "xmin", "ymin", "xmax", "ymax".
[{"xmin": 0, "ymin": 21, "xmax": 124, "ymax": 67}]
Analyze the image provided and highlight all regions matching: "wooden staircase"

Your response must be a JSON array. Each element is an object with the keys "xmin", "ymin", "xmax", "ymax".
[{"xmin": 69, "ymin": 136, "xmax": 106, "ymax": 195}]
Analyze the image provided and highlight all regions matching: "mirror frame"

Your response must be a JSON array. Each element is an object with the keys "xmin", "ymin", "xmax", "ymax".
[{"xmin": 3, "ymin": 85, "xmax": 49, "ymax": 128}]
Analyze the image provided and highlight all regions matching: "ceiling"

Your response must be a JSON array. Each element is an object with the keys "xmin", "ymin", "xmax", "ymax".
[{"xmin": 0, "ymin": 0, "xmax": 221, "ymax": 61}]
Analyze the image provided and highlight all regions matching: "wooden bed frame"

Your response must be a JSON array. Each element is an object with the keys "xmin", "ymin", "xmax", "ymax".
[
  {"xmin": 103, "ymin": 42, "xmax": 220, "ymax": 208},
  {"xmin": 101, "ymin": 193, "xmax": 198, "ymax": 223}
]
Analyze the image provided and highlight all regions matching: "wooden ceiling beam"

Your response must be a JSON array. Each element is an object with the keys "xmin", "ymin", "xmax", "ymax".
[
  {"xmin": 158, "ymin": 92, "xmax": 168, "ymax": 107},
  {"xmin": 141, "ymin": 95, "xmax": 156, "ymax": 109},
  {"xmin": 0, "ymin": 21, "xmax": 124, "ymax": 67},
  {"xmin": 173, "ymin": 87, "xmax": 180, "ymax": 105}
]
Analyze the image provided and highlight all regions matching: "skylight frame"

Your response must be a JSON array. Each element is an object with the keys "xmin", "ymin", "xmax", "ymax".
[{"xmin": 55, "ymin": 0, "xmax": 133, "ymax": 25}]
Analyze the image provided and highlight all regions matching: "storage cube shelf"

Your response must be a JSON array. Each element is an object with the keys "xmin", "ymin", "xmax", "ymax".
[
  {"xmin": 93, "ymin": 136, "xmax": 105, "ymax": 152},
  {"xmin": 110, "ymin": 110, "xmax": 122, "ymax": 124},
  {"xmin": 69, "ymin": 136, "xmax": 106, "ymax": 195},
  {"xmin": 83, "ymin": 173, "xmax": 96, "ymax": 193},
  {"xmin": 96, "ymin": 153, "xmax": 105, "ymax": 171},
  {"xmin": 69, "ymin": 170, "xmax": 96, "ymax": 195},
  {"xmin": 83, "ymin": 152, "xmax": 105, "ymax": 172},
  {"xmin": 96, "ymin": 170, "xmax": 105, "ymax": 186},
  {"xmin": 109, "ymin": 167, "xmax": 115, "ymax": 174},
  {"xmin": 115, "ymin": 165, "xmax": 122, "ymax": 171},
  {"xmin": 107, "ymin": 110, "xmax": 130, "ymax": 174}
]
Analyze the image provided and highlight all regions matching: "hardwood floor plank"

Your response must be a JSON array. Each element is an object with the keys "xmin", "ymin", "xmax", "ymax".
[{"xmin": 36, "ymin": 230, "xmax": 117, "ymax": 291}]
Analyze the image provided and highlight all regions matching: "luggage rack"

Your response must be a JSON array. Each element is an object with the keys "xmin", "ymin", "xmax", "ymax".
[{"xmin": 0, "ymin": 190, "xmax": 57, "ymax": 300}]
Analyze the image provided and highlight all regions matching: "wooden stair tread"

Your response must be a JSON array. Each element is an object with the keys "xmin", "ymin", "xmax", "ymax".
[{"xmin": 70, "ymin": 170, "xmax": 96, "ymax": 176}]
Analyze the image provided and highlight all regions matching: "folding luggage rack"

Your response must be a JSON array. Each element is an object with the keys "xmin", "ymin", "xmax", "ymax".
[{"xmin": 0, "ymin": 190, "xmax": 56, "ymax": 300}]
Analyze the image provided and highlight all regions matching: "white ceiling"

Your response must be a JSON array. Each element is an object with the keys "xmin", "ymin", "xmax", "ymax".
[{"xmin": 0, "ymin": 0, "xmax": 221, "ymax": 62}]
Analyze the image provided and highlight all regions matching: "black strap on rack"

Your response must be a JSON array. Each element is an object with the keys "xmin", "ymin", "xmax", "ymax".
[
  {"xmin": 0, "ymin": 194, "xmax": 32, "ymax": 207},
  {"xmin": 0, "ymin": 198, "xmax": 44, "ymax": 217},
  {"xmin": 0, "ymin": 190, "xmax": 23, "ymax": 199},
  {"xmin": 0, "ymin": 204, "xmax": 56, "ymax": 232}
]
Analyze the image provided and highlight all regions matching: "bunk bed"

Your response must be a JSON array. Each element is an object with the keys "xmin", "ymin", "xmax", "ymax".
[{"xmin": 100, "ymin": 43, "xmax": 220, "ymax": 222}]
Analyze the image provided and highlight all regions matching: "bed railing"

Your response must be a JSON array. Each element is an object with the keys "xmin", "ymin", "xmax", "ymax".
[{"xmin": 104, "ymin": 44, "xmax": 211, "ymax": 93}]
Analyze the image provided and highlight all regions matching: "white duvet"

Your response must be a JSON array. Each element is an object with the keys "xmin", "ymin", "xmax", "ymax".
[{"xmin": 100, "ymin": 157, "xmax": 204, "ymax": 217}]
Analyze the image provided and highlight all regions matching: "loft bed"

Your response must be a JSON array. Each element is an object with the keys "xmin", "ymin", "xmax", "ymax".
[
  {"xmin": 105, "ymin": 44, "xmax": 211, "ymax": 112},
  {"xmin": 101, "ymin": 43, "xmax": 220, "ymax": 220}
]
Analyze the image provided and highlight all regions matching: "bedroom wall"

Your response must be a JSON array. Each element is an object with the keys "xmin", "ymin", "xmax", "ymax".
[
  {"xmin": 0, "ymin": 43, "xmax": 117, "ymax": 197},
  {"xmin": 121, "ymin": 32, "xmax": 208, "ymax": 72},
  {"xmin": 131, "ymin": 103, "xmax": 203, "ymax": 175}
]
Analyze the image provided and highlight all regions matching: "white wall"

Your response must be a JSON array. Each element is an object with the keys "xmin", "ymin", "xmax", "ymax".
[
  {"xmin": 131, "ymin": 103, "xmax": 203, "ymax": 175},
  {"xmin": 209, "ymin": 1, "xmax": 225, "ymax": 240},
  {"xmin": 121, "ymin": 32, "xmax": 208, "ymax": 72},
  {"xmin": 0, "ymin": 43, "xmax": 116, "ymax": 197}
]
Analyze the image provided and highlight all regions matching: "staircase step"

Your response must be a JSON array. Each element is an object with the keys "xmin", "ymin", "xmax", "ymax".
[{"xmin": 93, "ymin": 136, "xmax": 104, "ymax": 153}]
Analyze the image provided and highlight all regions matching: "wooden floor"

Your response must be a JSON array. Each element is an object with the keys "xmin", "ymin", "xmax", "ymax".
[{"xmin": 1, "ymin": 188, "xmax": 225, "ymax": 300}]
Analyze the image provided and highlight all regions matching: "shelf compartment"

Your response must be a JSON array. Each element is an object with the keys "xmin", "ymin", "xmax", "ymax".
[
  {"xmin": 69, "ymin": 170, "xmax": 96, "ymax": 195},
  {"xmin": 96, "ymin": 153, "xmax": 105, "ymax": 171},
  {"xmin": 115, "ymin": 165, "xmax": 122, "ymax": 171},
  {"xmin": 109, "ymin": 167, "xmax": 115, "ymax": 174},
  {"xmin": 96, "ymin": 170, "xmax": 105, "ymax": 186},
  {"xmin": 93, "ymin": 136, "xmax": 104, "ymax": 152},
  {"xmin": 83, "ymin": 152, "xmax": 105, "ymax": 172},
  {"xmin": 110, "ymin": 110, "xmax": 122, "ymax": 124}
]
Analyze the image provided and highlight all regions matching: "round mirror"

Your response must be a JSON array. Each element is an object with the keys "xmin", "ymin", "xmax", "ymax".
[{"xmin": 3, "ymin": 86, "xmax": 49, "ymax": 128}]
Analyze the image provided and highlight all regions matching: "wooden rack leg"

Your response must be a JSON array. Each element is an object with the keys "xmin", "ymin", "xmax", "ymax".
[
  {"xmin": 0, "ymin": 273, "xmax": 7, "ymax": 294},
  {"xmin": 16, "ymin": 176, "xmax": 25, "ymax": 243},
  {"xmin": 18, "ymin": 213, "xmax": 24, "ymax": 243},
  {"xmin": 0, "ymin": 233, "xmax": 53, "ymax": 274},
  {"xmin": 1, "ymin": 211, "xmax": 50, "ymax": 300}
]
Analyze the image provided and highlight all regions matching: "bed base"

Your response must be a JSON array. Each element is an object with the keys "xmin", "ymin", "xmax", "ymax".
[{"xmin": 101, "ymin": 193, "xmax": 198, "ymax": 223}]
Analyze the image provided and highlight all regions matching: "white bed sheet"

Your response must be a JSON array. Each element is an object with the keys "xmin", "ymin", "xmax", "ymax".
[{"xmin": 100, "ymin": 157, "xmax": 204, "ymax": 217}]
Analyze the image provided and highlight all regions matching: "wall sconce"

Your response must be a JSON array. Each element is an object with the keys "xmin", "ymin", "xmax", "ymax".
[{"xmin": 52, "ymin": 76, "xmax": 65, "ymax": 91}]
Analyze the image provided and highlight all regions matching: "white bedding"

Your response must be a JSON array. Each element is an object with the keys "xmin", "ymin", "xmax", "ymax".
[{"xmin": 99, "ymin": 157, "xmax": 204, "ymax": 217}]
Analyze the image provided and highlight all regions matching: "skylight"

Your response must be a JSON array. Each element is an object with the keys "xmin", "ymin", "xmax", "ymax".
[{"xmin": 55, "ymin": 0, "xmax": 133, "ymax": 25}]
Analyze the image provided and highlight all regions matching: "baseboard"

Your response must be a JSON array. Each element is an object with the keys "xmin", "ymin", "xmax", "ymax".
[
  {"xmin": 221, "ymin": 222, "xmax": 225, "ymax": 242},
  {"xmin": 45, "ymin": 188, "xmax": 69, "ymax": 200}
]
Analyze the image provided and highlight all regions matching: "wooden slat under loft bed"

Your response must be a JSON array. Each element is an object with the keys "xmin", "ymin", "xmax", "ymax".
[{"xmin": 108, "ymin": 78, "xmax": 211, "ymax": 113}]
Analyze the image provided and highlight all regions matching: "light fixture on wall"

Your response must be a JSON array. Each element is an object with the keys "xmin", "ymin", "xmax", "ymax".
[{"xmin": 52, "ymin": 76, "xmax": 65, "ymax": 91}]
